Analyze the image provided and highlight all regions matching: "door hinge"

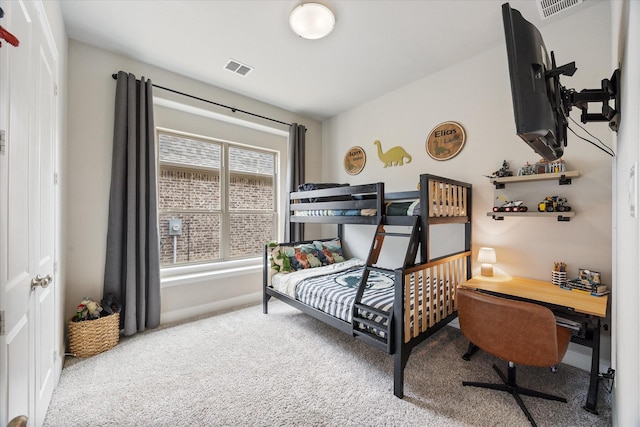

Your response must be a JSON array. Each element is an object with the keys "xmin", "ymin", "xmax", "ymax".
[
  {"xmin": 0, "ymin": 310, "xmax": 5, "ymax": 336},
  {"xmin": 54, "ymin": 262, "xmax": 58, "ymax": 273},
  {"xmin": 0, "ymin": 130, "xmax": 5, "ymax": 154},
  {"xmin": 54, "ymin": 173, "xmax": 59, "ymax": 185},
  {"xmin": 54, "ymin": 84, "xmax": 58, "ymax": 96}
]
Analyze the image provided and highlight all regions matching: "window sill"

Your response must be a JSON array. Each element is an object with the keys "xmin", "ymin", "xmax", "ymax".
[{"xmin": 160, "ymin": 257, "xmax": 263, "ymax": 288}]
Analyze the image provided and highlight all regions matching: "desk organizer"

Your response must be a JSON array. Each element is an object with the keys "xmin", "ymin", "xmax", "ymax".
[{"xmin": 551, "ymin": 270, "xmax": 567, "ymax": 287}]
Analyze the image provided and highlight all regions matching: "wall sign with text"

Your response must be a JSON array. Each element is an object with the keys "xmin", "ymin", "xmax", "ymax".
[
  {"xmin": 426, "ymin": 121, "xmax": 466, "ymax": 161},
  {"xmin": 344, "ymin": 146, "xmax": 366, "ymax": 175}
]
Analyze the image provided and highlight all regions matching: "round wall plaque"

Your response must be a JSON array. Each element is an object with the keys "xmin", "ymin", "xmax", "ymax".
[
  {"xmin": 344, "ymin": 146, "xmax": 366, "ymax": 175},
  {"xmin": 426, "ymin": 121, "xmax": 466, "ymax": 161}
]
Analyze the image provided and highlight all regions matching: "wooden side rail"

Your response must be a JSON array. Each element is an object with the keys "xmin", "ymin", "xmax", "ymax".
[
  {"xmin": 427, "ymin": 177, "xmax": 468, "ymax": 218},
  {"xmin": 402, "ymin": 251, "xmax": 470, "ymax": 343}
]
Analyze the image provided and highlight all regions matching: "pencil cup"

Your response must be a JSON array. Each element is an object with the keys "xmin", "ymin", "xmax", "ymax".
[{"xmin": 551, "ymin": 271, "xmax": 567, "ymax": 287}]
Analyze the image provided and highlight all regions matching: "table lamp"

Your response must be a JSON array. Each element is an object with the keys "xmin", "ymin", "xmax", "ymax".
[{"xmin": 478, "ymin": 247, "xmax": 497, "ymax": 277}]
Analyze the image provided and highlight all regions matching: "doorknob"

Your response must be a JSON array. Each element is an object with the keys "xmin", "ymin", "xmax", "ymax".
[
  {"xmin": 8, "ymin": 415, "xmax": 28, "ymax": 427},
  {"xmin": 31, "ymin": 274, "xmax": 52, "ymax": 291}
]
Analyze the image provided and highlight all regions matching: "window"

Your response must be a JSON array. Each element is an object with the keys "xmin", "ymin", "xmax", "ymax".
[{"xmin": 158, "ymin": 131, "xmax": 277, "ymax": 267}]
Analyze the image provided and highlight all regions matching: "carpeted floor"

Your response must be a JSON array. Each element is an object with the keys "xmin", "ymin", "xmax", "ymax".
[{"xmin": 44, "ymin": 301, "xmax": 612, "ymax": 426}]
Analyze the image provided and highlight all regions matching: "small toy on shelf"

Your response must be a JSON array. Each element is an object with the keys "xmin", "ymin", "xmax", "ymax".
[
  {"xmin": 493, "ymin": 195, "xmax": 528, "ymax": 212},
  {"xmin": 489, "ymin": 160, "xmax": 513, "ymax": 178},
  {"xmin": 538, "ymin": 196, "xmax": 571, "ymax": 212},
  {"xmin": 549, "ymin": 158, "xmax": 566, "ymax": 173},
  {"xmin": 517, "ymin": 162, "xmax": 536, "ymax": 176},
  {"xmin": 535, "ymin": 158, "xmax": 566, "ymax": 174}
]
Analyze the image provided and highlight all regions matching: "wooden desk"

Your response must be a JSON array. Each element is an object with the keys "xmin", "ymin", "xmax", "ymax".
[
  {"xmin": 462, "ymin": 275, "xmax": 608, "ymax": 317},
  {"xmin": 460, "ymin": 275, "xmax": 609, "ymax": 414}
]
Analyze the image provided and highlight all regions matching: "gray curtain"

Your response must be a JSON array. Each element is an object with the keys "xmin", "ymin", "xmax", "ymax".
[
  {"xmin": 285, "ymin": 123, "xmax": 306, "ymax": 242},
  {"xmin": 104, "ymin": 71, "xmax": 161, "ymax": 336}
]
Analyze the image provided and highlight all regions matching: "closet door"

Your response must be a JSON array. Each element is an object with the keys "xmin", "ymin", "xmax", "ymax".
[
  {"xmin": 0, "ymin": 1, "xmax": 57, "ymax": 425},
  {"xmin": 32, "ymin": 4, "xmax": 57, "ymax": 424}
]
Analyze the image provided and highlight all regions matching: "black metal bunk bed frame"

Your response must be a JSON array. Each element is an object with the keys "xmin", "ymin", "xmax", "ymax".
[{"xmin": 263, "ymin": 173, "xmax": 472, "ymax": 398}]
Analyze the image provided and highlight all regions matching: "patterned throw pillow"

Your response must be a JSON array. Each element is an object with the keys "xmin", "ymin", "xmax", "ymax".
[
  {"xmin": 268, "ymin": 240, "xmax": 346, "ymax": 274},
  {"xmin": 286, "ymin": 243, "xmax": 323, "ymax": 270},
  {"xmin": 314, "ymin": 239, "xmax": 345, "ymax": 264},
  {"xmin": 267, "ymin": 242, "xmax": 291, "ymax": 276}
]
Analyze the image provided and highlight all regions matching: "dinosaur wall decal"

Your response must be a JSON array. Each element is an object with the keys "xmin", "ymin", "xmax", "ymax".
[{"xmin": 373, "ymin": 140, "xmax": 412, "ymax": 167}]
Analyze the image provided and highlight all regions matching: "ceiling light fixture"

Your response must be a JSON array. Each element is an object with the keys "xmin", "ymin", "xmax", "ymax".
[{"xmin": 289, "ymin": 3, "xmax": 335, "ymax": 40}]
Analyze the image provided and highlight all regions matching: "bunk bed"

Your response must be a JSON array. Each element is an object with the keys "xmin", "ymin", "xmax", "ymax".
[{"xmin": 263, "ymin": 173, "xmax": 472, "ymax": 398}]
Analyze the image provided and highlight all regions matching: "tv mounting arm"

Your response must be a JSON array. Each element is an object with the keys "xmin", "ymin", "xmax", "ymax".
[
  {"xmin": 565, "ymin": 69, "xmax": 620, "ymax": 132},
  {"xmin": 550, "ymin": 59, "xmax": 621, "ymax": 132}
]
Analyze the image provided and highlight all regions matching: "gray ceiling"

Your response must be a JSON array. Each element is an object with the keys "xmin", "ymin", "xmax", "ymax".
[{"xmin": 60, "ymin": 0, "xmax": 597, "ymax": 121}]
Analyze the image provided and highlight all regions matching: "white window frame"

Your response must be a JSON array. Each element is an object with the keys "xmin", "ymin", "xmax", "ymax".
[
  {"xmin": 154, "ymin": 97, "xmax": 288, "ymax": 287},
  {"xmin": 158, "ymin": 129, "xmax": 278, "ymax": 265}
]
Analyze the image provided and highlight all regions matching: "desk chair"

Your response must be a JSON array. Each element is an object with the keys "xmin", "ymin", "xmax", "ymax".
[{"xmin": 457, "ymin": 288, "xmax": 572, "ymax": 427}]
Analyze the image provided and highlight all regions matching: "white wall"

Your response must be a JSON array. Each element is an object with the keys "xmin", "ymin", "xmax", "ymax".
[
  {"xmin": 65, "ymin": 40, "xmax": 322, "ymax": 323},
  {"xmin": 612, "ymin": 1, "xmax": 640, "ymax": 424},
  {"xmin": 324, "ymin": 2, "xmax": 613, "ymax": 370}
]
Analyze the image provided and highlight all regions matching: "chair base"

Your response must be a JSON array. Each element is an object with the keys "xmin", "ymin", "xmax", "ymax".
[{"xmin": 463, "ymin": 363, "xmax": 567, "ymax": 427}]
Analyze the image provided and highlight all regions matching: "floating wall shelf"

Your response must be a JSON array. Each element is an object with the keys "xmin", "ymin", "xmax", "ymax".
[
  {"xmin": 487, "ymin": 211, "xmax": 575, "ymax": 222},
  {"xmin": 492, "ymin": 170, "xmax": 580, "ymax": 189},
  {"xmin": 488, "ymin": 170, "xmax": 580, "ymax": 222}
]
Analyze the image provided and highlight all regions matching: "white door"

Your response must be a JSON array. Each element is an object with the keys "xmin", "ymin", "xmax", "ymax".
[
  {"xmin": 31, "ymin": 7, "xmax": 57, "ymax": 424},
  {"xmin": 0, "ymin": 1, "xmax": 58, "ymax": 425}
]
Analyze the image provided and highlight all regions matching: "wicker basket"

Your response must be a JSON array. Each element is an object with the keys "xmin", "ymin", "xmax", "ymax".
[{"xmin": 68, "ymin": 312, "xmax": 120, "ymax": 357}]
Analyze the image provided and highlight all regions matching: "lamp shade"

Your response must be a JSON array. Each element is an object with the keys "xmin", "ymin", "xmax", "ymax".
[
  {"xmin": 477, "ymin": 247, "xmax": 497, "ymax": 264},
  {"xmin": 478, "ymin": 247, "xmax": 497, "ymax": 277},
  {"xmin": 290, "ymin": 3, "xmax": 335, "ymax": 40}
]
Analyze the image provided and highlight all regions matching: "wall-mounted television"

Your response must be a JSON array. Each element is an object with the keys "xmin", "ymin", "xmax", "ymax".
[{"xmin": 501, "ymin": 2, "xmax": 620, "ymax": 161}]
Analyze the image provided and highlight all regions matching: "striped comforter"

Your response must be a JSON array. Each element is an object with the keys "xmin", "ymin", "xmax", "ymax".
[
  {"xmin": 271, "ymin": 260, "xmax": 395, "ymax": 323},
  {"xmin": 295, "ymin": 265, "xmax": 396, "ymax": 324},
  {"xmin": 270, "ymin": 259, "xmax": 452, "ymax": 338}
]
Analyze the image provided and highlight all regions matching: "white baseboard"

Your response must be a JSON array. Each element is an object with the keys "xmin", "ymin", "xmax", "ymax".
[
  {"xmin": 562, "ymin": 347, "xmax": 611, "ymax": 375},
  {"xmin": 160, "ymin": 291, "xmax": 262, "ymax": 324},
  {"xmin": 562, "ymin": 350, "xmax": 593, "ymax": 371}
]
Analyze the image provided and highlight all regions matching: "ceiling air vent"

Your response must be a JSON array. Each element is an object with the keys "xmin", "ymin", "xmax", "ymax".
[
  {"xmin": 537, "ymin": 0, "xmax": 583, "ymax": 20},
  {"xmin": 224, "ymin": 59, "xmax": 253, "ymax": 77}
]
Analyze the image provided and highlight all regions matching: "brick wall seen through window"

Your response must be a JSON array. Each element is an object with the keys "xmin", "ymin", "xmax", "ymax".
[{"xmin": 158, "ymin": 132, "xmax": 277, "ymax": 267}]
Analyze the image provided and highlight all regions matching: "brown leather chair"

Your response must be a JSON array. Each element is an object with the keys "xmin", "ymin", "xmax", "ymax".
[{"xmin": 457, "ymin": 287, "xmax": 572, "ymax": 427}]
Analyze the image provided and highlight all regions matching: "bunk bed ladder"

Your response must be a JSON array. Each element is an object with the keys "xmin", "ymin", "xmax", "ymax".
[{"xmin": 352, "ymin": 215, "xmax": 420, "ymax": 352}]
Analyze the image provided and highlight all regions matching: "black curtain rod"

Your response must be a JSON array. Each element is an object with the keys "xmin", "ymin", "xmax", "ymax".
[{"xmin": 111, "ymin": 73, "xmax": 292, "ymax": 127}]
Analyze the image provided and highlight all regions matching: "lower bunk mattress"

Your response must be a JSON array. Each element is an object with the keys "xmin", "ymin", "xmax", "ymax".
[{"xmin": 271, "ymin": 259, "xmax": 451, "ymax": 338}]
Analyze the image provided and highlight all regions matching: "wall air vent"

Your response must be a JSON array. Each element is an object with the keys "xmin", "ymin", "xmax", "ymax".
[
  {"xmin": 537, "ymin": 0, "xmax": 583, "ymax": 20},
  {"xmin": 224, "ymin": 59, "xmax": 253, "ymax": 77}
]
